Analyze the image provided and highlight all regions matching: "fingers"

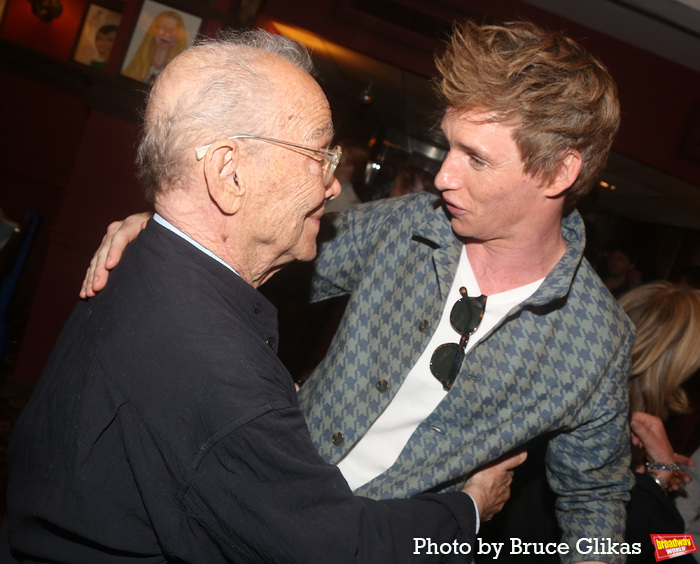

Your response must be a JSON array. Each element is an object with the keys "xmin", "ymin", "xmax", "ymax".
[
  {"xmin": 675, "ymin": 453, "xmax": 693, "ymax": 467},
  {"xmin": 80, "ymin": 245, "xmax": 106, "ymax": 298},
  {"xmin": 630, "ymin": 432, "xmax": 643, "ymax": 448},
  {"xmin": 629, "ymin": 413, "xmax": 694, "ymax": 492},
  {"xmin": 669, "ymin": 453, "xmax": 693, "ymax": 488},
  {"xmin": 461, "ymin": 450, "xmax": 527, "ymax": 522},
  {"xmin": 101, "ymin": 222, "xmax": 128, "ymax": 272},
  {"xmin": 477, "ymin": 450, "xmax": 527, "ymax": 473},
  {"xmin": 497, "ymin": 450, "xmax": 527, "ymax": 470},
  {"xmin": 79, "ymin": 256, "xmax": 98, "ymax": 299},
  {"xmin": 630, "ymin": 411, "xmax": 663, "ymax": 436},
  {"xmin": 629, "ymin": 413, "xmax": 678, "ymax": 468},
  {"xmin": 80, "ymin": 222, "xmax": 122, "ymax": 298},
  {"xmin": 79, "ymin": 213, "xmax": 151, "ymax": 299}
]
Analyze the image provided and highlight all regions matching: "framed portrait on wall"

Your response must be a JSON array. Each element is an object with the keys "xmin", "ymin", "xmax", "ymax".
[
  {"xmin": 121, "ymin": 0, "xmax": 201, "ymax": 85},
  {"xmin": 0, "ymin": 0, "xmax": 7, "ymax": 27},
  {"xmin": 72, "ymin": 2, "xmax": 124, "ymax": 70}
]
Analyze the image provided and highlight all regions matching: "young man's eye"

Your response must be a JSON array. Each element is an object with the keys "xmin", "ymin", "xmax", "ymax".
[{"xmin": 469, "ymin": 155, "xmax": 487, "ymax": 170}]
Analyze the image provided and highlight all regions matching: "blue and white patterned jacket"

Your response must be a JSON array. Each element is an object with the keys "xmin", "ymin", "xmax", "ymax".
[{"xmin": 298, "ymin": 192, "xmax": 635, "ymax": 560}]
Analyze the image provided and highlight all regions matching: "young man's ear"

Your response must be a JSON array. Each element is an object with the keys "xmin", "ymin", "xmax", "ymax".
[
  {"xmin": 545, "ymin": 149, "xmax": 582, "ymax": 198},
  {"xmin": 202, "ymin": 141, "xmax": 244, "ymax": 215}
]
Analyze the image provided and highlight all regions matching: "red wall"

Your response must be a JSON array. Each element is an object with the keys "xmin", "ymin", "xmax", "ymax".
[
  {"xmin": 0, "ymin": 0, "xmax": 234, "ymax": 383},
  {"xmin": 12, "ymin": 111, "xmax": 145, "ymax": 382},
  {"xmin": 1, "ymin": 0, "xmax": 86, "ymax": 60}
]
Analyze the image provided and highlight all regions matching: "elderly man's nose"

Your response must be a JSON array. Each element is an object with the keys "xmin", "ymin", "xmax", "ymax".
[{"xmin": 326, "ymin": 176, "xmax": 341, "ymax": 200}]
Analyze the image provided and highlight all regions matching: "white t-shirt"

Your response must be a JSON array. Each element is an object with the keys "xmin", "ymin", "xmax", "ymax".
[{"xmin": 337, "ymin": 246, "xmax": 543, "ymax": 490}]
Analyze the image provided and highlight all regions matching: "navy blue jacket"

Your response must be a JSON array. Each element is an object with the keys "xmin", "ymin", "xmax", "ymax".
[{"xmin": 7, "ymin": 219, "xmax": 477, "ymax": 563}]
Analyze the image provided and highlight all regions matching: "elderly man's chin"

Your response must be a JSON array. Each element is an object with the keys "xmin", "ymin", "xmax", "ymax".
[{"xmin": 294, "ymin": 216, "xmax": 322, "ymax": 262}]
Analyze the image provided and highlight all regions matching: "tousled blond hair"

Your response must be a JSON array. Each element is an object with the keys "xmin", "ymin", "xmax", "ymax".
[
  {"xmin": 435, "ymin": 20, "xmax": 620, "ymax": 212},
  {"xmin": 619, "ymin": 281, "xmax": 700, "ymax": 419}
]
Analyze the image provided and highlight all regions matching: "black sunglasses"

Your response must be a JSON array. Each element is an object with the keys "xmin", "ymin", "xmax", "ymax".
[{"xmin": 429, "ymin": 287, "xmax": 487, "ymax": 391}]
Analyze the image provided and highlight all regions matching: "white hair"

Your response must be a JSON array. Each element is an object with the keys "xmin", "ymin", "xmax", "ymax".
[{"xmin": 136, "ymin": 28, "xmax": 315, "ymax": 201}]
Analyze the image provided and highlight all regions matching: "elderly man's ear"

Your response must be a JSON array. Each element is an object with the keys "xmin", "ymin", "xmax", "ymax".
[{"xmin": 202, "ymin": 141, "xmax": 245, "ymax": 215}]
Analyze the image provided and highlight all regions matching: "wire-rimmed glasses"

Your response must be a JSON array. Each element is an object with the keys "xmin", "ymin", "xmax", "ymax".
[{"xmin": 195, "ymin": 134, "xmax": 342, "ymax": 187}]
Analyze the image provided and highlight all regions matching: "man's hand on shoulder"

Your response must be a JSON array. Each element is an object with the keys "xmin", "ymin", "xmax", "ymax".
[{"xmin": 80, "ymin": 212, "xmax": 152, "ymax": 298}]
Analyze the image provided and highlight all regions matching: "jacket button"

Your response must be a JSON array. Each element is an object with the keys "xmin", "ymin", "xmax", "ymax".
[
  {"xmin": 266, "ymin": 337, "xmax": 276, "ymax": 350},
  {"xmin": 331, "ymin": 432, "xmax": 344, "ymax": 445},
  {"xmin": 253, "ymin": 302, "xmax": 262, "ymax": 314},
  {"xmin": 418, "ymin": 319, "xmax": 429, "ymax": 332},
  {"xmin": 376, "ymin": 379, "xmax": 389, "ymax": 393}
]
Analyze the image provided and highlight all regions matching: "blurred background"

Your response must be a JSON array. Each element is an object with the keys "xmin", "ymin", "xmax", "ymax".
[{"xmin": 1, "ymin": 0, "xmax": 700, "ymax": 385}]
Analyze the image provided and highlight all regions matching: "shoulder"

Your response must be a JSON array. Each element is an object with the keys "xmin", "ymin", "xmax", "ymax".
[
  {"xmin": 550, "ymin": 213, "xmax": 635, "ymax": 342},
  {"xmin": 361, "ymin": 191, "xmax": 442, "ymax": 220},
  {"xmin": 321, "ymin": 193, "xmax": 447, "ymax": 249},
  {"xmin": 93, "ymin": 226, "xmax": 286, "ymax": 400},
  {"xmin": 573, "ymin": 257, "xmax": 635, "ymax": 338},
  {"xmin": 333, "ymin": 192, "xmax": 442, "ymax": 228}
]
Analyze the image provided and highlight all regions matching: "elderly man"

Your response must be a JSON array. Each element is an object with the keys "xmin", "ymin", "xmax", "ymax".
[
  {"xmin": 5, "ymin": 30, "xmax": 524, "ymax": 563},
  {"xmin": 80, "ymin": 21, "xmax": 635, "ymax": 564}
]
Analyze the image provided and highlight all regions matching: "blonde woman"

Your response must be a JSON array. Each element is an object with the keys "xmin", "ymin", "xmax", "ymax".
[
  {"xmin": 621, "ymin": 281, "xmax": 700, "ymax": 563},
  {"xmin": 122, "ymin": 11, "xmax": 188, "ymax": 84},
  {"xmin": 622, "ymin": 280, "xmax": 700, "ymax": 421}
]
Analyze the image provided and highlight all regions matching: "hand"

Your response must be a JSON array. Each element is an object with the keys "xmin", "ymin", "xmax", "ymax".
[
  {"xmin": 630, "ymin": 411, "xmax": 692, "ymax": 490},
  {"xmin": 462, "ymin": 451, "xmax": 526, "ymax": 522},
  {"xmin": 80, "ymin": 212, "xmax": 152, "ymax": 299}
]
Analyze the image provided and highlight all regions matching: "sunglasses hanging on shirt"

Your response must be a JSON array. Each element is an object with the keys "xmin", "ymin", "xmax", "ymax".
[{"xmin": 429, "ymin": 287, "xmax": 487, "ymax": 391}]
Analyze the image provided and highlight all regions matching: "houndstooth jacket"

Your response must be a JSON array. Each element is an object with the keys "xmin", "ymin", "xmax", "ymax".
[{"xmin": 298, "ymin": 191, "xmax": 635, "ymax": 562}]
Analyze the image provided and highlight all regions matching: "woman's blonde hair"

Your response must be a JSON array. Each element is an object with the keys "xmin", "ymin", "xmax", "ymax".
[
  {"xmin": 123, "ymin": 11, "xmax": 189, "ymax": 83},
  {"xmin": 620, "ymin": 281, "xmax": 700, "ymax": 419}
]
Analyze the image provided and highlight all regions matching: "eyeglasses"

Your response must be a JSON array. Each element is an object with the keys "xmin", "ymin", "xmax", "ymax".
[
  {"xmin": 194, "ymin": 134, "xmax": 342, "ymax": 187},
  {"xmin": 429, "ymin": 287, "xmax": 487, "ymax": 391}
]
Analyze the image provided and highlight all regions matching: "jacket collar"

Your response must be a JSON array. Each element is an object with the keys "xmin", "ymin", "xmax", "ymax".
[{"xmin": 412, "ymin": 200, "xmax": 586, "ymax": 306}]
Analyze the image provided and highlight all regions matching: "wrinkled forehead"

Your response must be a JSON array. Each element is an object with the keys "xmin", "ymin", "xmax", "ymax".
[{"xmin": 265, "ymin": 58, "xmax": 335, "ymax": 141}]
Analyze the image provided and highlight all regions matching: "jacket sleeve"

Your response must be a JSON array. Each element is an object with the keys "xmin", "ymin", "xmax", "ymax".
[
  {"xmin": 546, "ymin": 333, "xmax": 635, "ymax": 564},
  {"xmin": 311, "ymin": 201, "xmax": 391, "ymax": 303},
  {"xmin": 174, "ymin": 402, "xmax": 478, "ymax": 563}
]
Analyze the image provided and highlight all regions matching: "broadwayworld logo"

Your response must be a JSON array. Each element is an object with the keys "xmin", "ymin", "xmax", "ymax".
[{"xmin": 651, "ymin": 534, "xmax": 698, "ymax": 561}]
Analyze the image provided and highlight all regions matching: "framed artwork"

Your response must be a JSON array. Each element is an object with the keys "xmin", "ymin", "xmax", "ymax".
[
  {"xmin": 121, "ymin": 0, "xmax": 201, "ymax": 85},
  {"xmin": 72, "ymin": 2, "xmax": 123, "ymax": 70}
]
